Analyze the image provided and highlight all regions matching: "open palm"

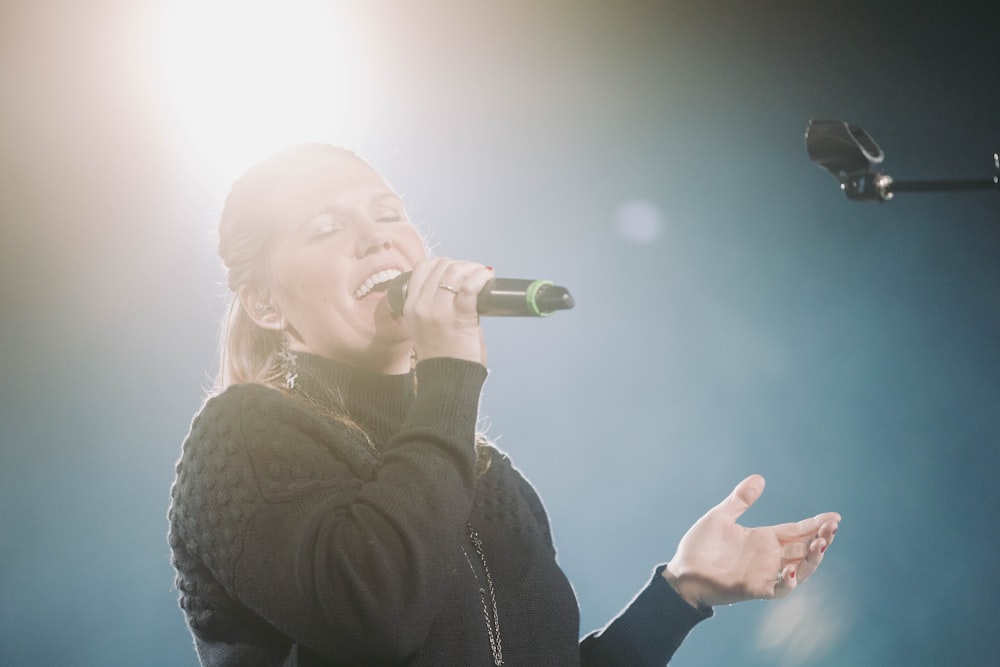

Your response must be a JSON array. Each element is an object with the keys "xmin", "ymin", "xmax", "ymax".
[{"xmin": 664, "ymin": 474, "xmax": 840, "ymax": 608}]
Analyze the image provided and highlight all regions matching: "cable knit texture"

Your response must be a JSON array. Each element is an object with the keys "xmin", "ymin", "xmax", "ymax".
[{"xmin": 168, "ymin": 353, "xmax": 710, "ymax": 665}]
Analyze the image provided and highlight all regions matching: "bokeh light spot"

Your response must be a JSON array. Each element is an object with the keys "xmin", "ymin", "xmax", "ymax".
[
  {"xmin": 613, "ymin": 199, "xmax": 665, "ymax": 244},
  {"xmin": 756, "ymin": 580, "xmax": 849, "ymax": 666}
]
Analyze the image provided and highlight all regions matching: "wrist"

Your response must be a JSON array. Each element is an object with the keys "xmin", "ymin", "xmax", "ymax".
[
  {"xmin": 662, "ymin": 563, "xmax": 708, "ymax": 611},
  {"xmin": 414, "ymin": 335, "xmax": 485, "ymax": 366}
]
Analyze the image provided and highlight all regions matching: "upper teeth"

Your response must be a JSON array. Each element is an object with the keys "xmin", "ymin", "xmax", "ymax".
[{"xmin": 354, "ymin": 269, "xmax": 402, "ymax": 300}]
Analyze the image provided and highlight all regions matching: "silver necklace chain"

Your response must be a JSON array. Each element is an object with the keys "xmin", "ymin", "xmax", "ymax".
[{"xmin": 461, "ymin": 523, "xmax": 504, "ymax": 666}]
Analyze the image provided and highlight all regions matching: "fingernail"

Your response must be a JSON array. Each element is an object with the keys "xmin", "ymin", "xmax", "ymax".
[
  {"xmin": 486, "ymin": 266, "xmax": 494, "ymax": 271},
  {"xmin": 790, "ymin": 570, "xmax": 795, "ymax": 578},
  {"xmin": 832, "ymin": 529, "xmax": 838, "ymax": 536},
  {"xmin": 820, "ymin": 545, "xmax": 827, "ymax": 554}
]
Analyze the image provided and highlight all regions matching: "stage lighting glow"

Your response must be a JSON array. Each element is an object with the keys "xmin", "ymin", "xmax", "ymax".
[
  {"xmin": 755, "ymin": 580, "xmax": 848, "ymax": 666},
  {"xmin": 152, "ymin": 0, "xmax": 369, "ymax": 187}
]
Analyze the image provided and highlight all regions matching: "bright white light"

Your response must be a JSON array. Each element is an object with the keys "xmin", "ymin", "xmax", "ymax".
[{"xmin": 152, "ymin": 0, "xmax": 368, "ymax": 187}]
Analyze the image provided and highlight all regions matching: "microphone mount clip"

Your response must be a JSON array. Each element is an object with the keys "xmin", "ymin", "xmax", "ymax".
[{"xmin": 805, "ymin": 119, "xmax": 999, "ymax": 202}]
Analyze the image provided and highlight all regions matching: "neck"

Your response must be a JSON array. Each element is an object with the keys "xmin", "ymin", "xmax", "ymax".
[
  {"xmin": 289, "ymin": 339, "xmax": 413, "ymax": 376},
  {"xmin": 291, "ymin": 350, "xmax": 414, "ymax": 451},
  {"xmin": 346, "ymin": 342, "xmax": 413, "ymax": 376}
]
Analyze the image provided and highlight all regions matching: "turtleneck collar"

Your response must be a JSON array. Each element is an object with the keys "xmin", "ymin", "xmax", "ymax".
[{"xmin": 292, "ymin": 351, "xmax": 415, "ymax": 449}]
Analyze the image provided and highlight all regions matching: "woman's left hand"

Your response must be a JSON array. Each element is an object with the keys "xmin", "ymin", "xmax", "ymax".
[{"xmin": 662, "ymin": 474, "xmax": 840, "ymax": 609}]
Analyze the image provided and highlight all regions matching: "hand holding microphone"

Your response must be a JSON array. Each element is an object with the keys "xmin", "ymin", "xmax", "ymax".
[
  {"xmin": 396, "ymin": 259, "xmax": 494, "ymax": 365},
  {"xmin": 386, "ymin": 270, "xmax": 575, "ymax": 317}
]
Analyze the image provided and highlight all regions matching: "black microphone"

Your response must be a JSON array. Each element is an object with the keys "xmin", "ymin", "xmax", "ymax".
[{"xmin": 385, "ymin": 272, "xmax": 575, "ymax": 317}]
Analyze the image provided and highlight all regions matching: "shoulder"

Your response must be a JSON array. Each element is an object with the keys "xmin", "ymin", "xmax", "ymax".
[
  {"xmin": 182, "ymin": 383, "xmax": 283, "ymax": 446},
  {"xmin": 178, "ymin": 384, "xmax": 302, "ymax": 468},
  {"xmin": 195, "ymin": 382, "xmax": 299, "ymax": 429},
  {"xmin": 183, "ymin": 383, "xmax": 376, "ymax": 500},
  {"xmin": 173, "ymin": 385, "xmax": 288, "ymax": 506},
  {"xmin": 191, "ymin": 383, "xmax": 350, "ymax": 452}
]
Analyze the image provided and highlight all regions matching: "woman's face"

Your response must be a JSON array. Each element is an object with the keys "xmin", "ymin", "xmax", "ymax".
[{"xmin": 262, "ymin": 155, "xmax": 426, "ymax": 371}]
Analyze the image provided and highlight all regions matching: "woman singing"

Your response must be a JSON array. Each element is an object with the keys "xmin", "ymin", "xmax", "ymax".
[{"xmin": 168, "ymin": 143, "xmax": 840, "ymax": 665}]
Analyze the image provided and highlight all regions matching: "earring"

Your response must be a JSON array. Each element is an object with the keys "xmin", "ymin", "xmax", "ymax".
[{"xmin": 278, "ymin": 336, "xmax": 298, "ymax": 390}]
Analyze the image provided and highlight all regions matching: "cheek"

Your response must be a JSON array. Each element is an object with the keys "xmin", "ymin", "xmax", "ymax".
[
  {"xmin": 400, "ymin": 226, "xmax": 428, "ymax": 259},
  {"xmin": 270, "ymin": 252, "xmax": 343, "ymax": 313}
]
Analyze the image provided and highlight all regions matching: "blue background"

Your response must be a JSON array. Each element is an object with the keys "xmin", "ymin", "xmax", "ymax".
[{"xmin": 2, "ymin": 2, "xmax": 998, "ymax": 665}]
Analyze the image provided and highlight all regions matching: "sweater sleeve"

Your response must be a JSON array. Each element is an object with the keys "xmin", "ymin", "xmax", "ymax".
[
  {"xmin": 173, "ymin": 358, "xmax": 487, "ymax": 662},
  {"xmin": 579, "ymin": 565, "xmax": 713, "ymax": 666}
]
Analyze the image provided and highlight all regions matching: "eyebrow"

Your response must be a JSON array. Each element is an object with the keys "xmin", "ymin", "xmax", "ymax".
[{"xmin": 370, "ymin": 192, "xmax": 404, "ymax": 206}]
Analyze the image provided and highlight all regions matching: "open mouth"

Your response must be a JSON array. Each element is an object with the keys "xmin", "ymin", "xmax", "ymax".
[{"xmin": 354, "ymin": 269, "xmax": 402, "ymax": 300}]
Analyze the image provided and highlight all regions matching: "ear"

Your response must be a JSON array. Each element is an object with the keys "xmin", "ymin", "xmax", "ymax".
[{"xmin": 239, "ymin": 285, "xmax": 284, "ymax": 331}]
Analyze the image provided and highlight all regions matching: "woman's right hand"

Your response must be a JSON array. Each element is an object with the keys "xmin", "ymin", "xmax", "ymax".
[{"xmin": 402, "ymin": 257, "xmax": 493, "ymax": 366}]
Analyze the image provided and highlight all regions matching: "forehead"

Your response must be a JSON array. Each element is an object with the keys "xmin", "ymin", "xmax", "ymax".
[{"xmin": 268, "ymin": 155, "xmax": 397, "ymax": 221}]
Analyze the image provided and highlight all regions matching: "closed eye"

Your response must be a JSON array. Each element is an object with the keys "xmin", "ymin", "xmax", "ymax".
[
  {"xmin": 372, "ymin": 194, "xmax": 407, "ymax": 224},
  {"xmin": 375, "ymin": 206, "xmax": 405, "ymax": 223},
  {"xmin": 309, "ymin": 213, "xmax": 344, "ymax": 238}
]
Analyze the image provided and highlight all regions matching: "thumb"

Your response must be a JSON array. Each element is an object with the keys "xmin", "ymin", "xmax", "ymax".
[{"xmin": 714, "ymin": 474, "xmax": 766, "ymax": 522}]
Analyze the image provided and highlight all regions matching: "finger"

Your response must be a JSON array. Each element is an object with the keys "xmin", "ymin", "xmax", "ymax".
[
  {"xmin": 794, "ymin": 537, "xmax": 828, "ymax": 584},
  {"xmin": 714, "ymin": 474, "xmax": 766, "ymax": 522},
  {"xmin": 411, "ymin": 259, "xmax": 483, "ymax": 320},
  {"xmin": 781, "ymin": 541, "xmax": 808, "ymax": 563},
  {"xmin": 818, "ymin": 519, "xmax": 839, "ymax": 545},
  {"xmin": 426, "ymin": 259, "xmax": 464, "ymax": 304},
  {"xmin": 772, "ymin": 518, "xmax": 817, "ymax": 542},
  {"xmin": 772, "ymin": 564, "xmax": 798, "ymax": 599},
  {"xmin": 772, "ymin": 512, "xmax": 841, "ymax": 543},
  {"xmin": 403, "ymin": 257, "xmax": 450, "ymax": 315},
  {"xmin": 440, "ymin": 263, "xmax": 493, "ymax": 315}
]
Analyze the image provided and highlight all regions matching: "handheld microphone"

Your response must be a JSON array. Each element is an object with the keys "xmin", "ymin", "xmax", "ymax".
[{"xmin": 385, "ymin": 272, "xmax": 575, "ymax": 317}]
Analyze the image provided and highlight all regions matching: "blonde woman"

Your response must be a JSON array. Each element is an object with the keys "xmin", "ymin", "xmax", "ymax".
[{"xmin": 168, "ymin": 144, "xmax": 840, "ymax": 666}]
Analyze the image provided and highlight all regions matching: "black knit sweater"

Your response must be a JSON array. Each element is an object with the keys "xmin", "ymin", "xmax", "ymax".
[{"xmin": 168, "ymin": 354, "xmax": 711, "ymax": 665}]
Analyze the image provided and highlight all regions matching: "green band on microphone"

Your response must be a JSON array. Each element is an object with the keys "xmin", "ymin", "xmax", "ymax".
[{"xmin": 525, "ymin": 279, "xmax": 554, "ymax": 317}]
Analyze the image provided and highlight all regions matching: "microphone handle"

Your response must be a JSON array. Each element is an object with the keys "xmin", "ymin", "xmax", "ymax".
[
  {"xmin": 386, "ymin": 273, "xmax": 574, "ymax": 316},
  {"xmin": 478, "ymin": 278, "xmax": 574, "ymax": 316}
]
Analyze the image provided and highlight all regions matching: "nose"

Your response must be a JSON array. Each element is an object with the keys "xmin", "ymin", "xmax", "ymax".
[{"xmin": 355, "ymin": 219, "xmax": 392, "ymax": 258}]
